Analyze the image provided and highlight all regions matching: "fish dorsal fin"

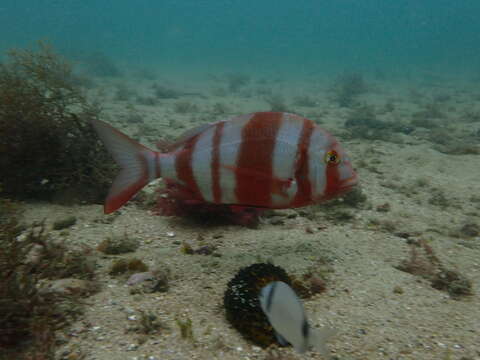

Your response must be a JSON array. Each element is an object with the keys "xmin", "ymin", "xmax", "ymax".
[
  {"xmin": 168, "ymin": 122, "xmax": 221, "ymax": 151},
  {"xmin": 167, "ymin": 112, "xmax": 257, "ymax": 151}
]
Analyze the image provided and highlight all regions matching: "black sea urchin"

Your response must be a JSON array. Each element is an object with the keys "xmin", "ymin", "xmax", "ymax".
[{"xmin": 223, "ymin": 263, "xmax": 291, "ymax": 347}]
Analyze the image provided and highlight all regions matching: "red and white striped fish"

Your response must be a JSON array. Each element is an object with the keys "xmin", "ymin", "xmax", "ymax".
[{"xmin": 92, "ymin": 112, "xmax": 357, "ymax": 214}]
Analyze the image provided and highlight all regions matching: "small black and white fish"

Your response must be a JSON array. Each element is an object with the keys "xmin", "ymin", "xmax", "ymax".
[{"xmin": 259, "ymin": 281, "xmax": 335, "ymax": 357}]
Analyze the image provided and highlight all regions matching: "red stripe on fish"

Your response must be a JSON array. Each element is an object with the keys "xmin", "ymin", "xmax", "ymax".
[
  {"xmin": 212, "ymin": 121, "xmax": 225, "ymax": 204},
  {"xmin": 324, "ymin": 141, "xmax": 342, "ymax": 199},
  {"xmin": 325, "ymin": 166, "xmax": 341, "ymax": 198},
  {"xmin": 291, "ymin": 119, "xmax": 315, "ymax": 207},
  {"xmin": 175, "ymin": 136, "xmax": 203, "ymax": 201},
  {"xmin": 155, "ymin": 152, "xmax": 161, "ymax": 178},
  {"xmin": 235, "ymin": 112, "xmax": 283, "ymax": 207}
]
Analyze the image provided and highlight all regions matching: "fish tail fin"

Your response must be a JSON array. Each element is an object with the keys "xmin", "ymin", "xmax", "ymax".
[
  {"xmin": 309, "ymin": 327, "xmax": 336, "ymax": 359},
  {"xmin": 92, "ymin": 119, "xmax": 161, "ymax": 214}
]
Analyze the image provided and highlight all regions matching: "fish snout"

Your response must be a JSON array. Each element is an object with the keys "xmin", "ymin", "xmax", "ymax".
[
  {"xmin": 341, "ymin": 171, "xmax": 358, "ymax": 189},
  {"xmin": 337, "ymin": 162, "xmax": 358, "ymax": 194}
]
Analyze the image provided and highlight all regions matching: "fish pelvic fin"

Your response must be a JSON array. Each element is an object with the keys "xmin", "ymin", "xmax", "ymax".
[
  {"xmin": 92, "ymin": 119, "xmax": 161, "ymax": 214},
  {"xmin": 309, "ymin": 326, "xmax": 337, "ymax": 359}
]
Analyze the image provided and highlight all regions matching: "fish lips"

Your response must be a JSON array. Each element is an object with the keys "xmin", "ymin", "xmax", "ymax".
[
  {"xmin": 320, "ymin": 174, "xmax": 358, "ymax": 201},
  {"xmin": 339, "ymin": 174, "xmax": 358, "ymax": 192}
]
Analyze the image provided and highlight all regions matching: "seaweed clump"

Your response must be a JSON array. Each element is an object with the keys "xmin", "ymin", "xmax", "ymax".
[
  {"xmin": 82, "ymin": 51, "xmax": 122, "ymax": 77},
  {"xmin": 343, "ymin": 103, "xmax": 413, "ymax": 141},
  {"xmin": 226, "ymin": 73, "xmax": 250, "ymax": 93},
  {"xmin": 109, "ymin": 258, "xmax": 149, "ymax": 276},
  {"xmin": 152, "ymin": 83, "xmax": 180, "ymax": 99},
  {"xmin": 0, "ymin": 199, "xmax": 97, "ymax": 359},
  {"xmin": 265, "ymin": 94, "xmax": 289, "ymax": 112},
  {"xmin": 331, "ymin": 72, "xmax": 368, "ymax": 107},
  {"xmin": 97, "ymin": 232, "xmax": 140, "ymax": 254},
  {"xmin": 396, "ymin": 239, "xmax": 473, "ymax": 299},
  {"xmin": 223, "ymin": 263, "xmax": 291, "ymax": 347},
  {"xmin": 343, "ymin": 104, "xmax": 392, "ymax": 140},
  {"xmin": 0, "ymin": 42, "xmax": 115, "ymax": 203}
]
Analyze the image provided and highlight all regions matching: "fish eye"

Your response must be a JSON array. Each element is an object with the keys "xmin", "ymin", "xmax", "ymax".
[{"xmin": 324, "ymin": 150, "xmax": 341, "ymax": 165}]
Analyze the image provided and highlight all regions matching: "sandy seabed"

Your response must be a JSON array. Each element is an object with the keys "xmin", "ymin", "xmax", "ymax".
[{"xmin": 17, "ymin": 70, "xmax": 480, "ymax": 360}]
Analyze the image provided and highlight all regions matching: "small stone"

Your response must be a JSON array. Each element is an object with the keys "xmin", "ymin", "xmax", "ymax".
[
  {"xmin": 128, "ymin": 267, "xmax": 170, "ymax": 294},
  {"xmin": 459, "ymin": 223, "xmax": 479, "ymax": 237},
  {"xmin": 285, "ymin": 209, "xmax": 298, "ymax": 218},
  {"xmin": 269, "ymin": 216, "xmax": 285, "ymax": 225},
  {"xmin": 25, "ymin": 243, "xmax": 44, "ymax": 265},
  {"xmin": 126, "ymin": 343, "xmax": 138, "ymax": 351},
  {"xmin": 394, "ymin": 232, "xmax": 412, "ymax": 239},
  {"xmin": 53, "ymin": 216, "xmax": 77, "ymax": 230},
  {"xmin": 38, "ymin": 278, "xmax": 97, "ymax": 297},
  {"xmin": 305, "ymin": 226, "xmax": 315, "ymax": 234},
  {"xmin": 65, "ymin": 352, "xmax": 82, "ymax": 360},
  {"xmin": 127, "ymin": 272, "xmax": 154, "ymax": 286},
  {"xmin": 136, "ymin": 335, "xmax": 148, "ymax": 345},
  {"xmin": 376, "ymin": 203, "xmax": 391, "ymax": 212},
  {"xmin": 194, "ymin": 245, "xmax": 216, "ymax": 255}
]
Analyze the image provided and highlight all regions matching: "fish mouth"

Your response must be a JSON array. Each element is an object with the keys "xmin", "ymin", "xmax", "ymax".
[
  {"xmin": 341, "ymin": 174, "xmax": 358, "ymax": 189},
  {"xmin": 317, "ymin": 174, "xmax": 358, "ymax": 202},
  {"xmin": 337, "ymin": 174, "xmax": 358, "ymax": 194}
]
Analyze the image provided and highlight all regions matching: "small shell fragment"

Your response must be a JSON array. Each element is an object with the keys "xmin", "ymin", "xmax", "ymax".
[{"xmin": 126, "ymin": 272, "xmax": 154, "ymax": 286}]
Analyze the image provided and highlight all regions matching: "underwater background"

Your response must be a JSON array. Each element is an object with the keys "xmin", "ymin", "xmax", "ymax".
[{"xmin": 2, "ymin": 0, "xmax": 480, "ymax": 77}]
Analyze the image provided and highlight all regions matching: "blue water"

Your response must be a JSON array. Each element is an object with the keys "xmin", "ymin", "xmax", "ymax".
[{"xmin": 2, "ymin": 0, "xmax": 480, "ymax": 76}]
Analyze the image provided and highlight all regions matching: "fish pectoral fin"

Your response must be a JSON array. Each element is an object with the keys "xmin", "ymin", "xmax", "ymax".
[
  {"xmin": 271, "ymin": 177, "xmax": 295, "ymax": 198},
  {"xmin": 274, "ymin": 331, "xmax": 290, "ymax": 347}
]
